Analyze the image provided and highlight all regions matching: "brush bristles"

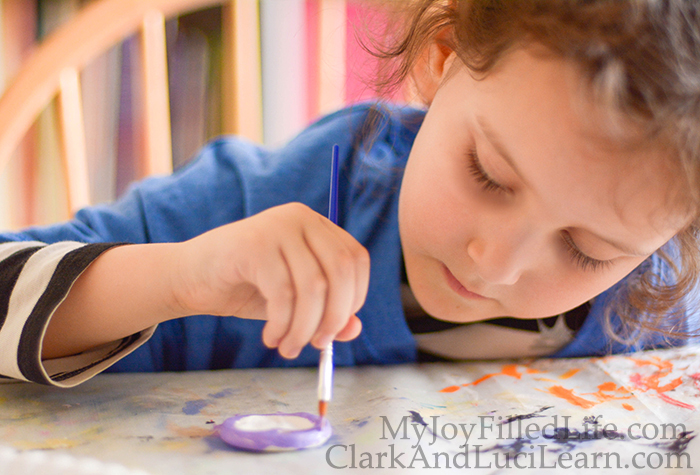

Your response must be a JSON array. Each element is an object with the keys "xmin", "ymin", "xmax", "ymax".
[{"xmin": 319, "ymin": 400, "xmax": 328, "ymax": 417}]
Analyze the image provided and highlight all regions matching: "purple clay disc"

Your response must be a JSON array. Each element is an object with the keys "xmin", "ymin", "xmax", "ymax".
[{"xmin": 217, "ymin": 412, "xmax": 332, "ymax": 452}]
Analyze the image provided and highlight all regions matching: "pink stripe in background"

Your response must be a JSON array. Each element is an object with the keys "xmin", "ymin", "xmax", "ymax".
[
  {"xmin": 345, "ymin": 0, "xmax": 404, "ymax": 104},
  {"xmin": 305, "ymin": 0, "xmax": 320, "ymax": 123}
]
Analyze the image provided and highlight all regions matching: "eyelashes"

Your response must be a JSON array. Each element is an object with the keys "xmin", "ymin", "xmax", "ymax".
[
  {"xmin": 467, "ymin": 148, "xmax": 612, "ymax": 273},
  {"xmin": 467, "ymin": 149, "xmax": 507, "ymax": 194},
  {"xmin": 562, "ymin": 231, "xmax": 612, "ymax": 272}
]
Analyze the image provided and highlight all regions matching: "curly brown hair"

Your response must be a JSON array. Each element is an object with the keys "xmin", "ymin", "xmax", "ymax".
[{"xmin": 366, "ymin": 0, "xmax": 700, "ymax": 343}]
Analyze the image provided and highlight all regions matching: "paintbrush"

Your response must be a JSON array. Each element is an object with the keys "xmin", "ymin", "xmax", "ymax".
[{"xmin": 318, "ymin": 144, "xmax": 340, "ymax": 418}]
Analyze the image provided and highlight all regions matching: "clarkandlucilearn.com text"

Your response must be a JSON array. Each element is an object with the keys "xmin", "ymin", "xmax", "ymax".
[{"xmin": 324, "ymin": 414, "xmax": 693, "ymax": 470}]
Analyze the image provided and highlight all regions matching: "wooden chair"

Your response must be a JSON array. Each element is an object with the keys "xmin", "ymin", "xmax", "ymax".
[{"xmin": 0, "ymin": 0, "xmax": 263, "ymax": 220}]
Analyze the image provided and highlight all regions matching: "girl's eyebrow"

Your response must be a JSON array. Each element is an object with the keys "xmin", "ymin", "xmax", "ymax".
[
  {"xmin": 476, "ymin": 116, "xmax": 530, "ymax": 186},
  {"xmin": 476, "ymin": 116, "xmax": 651, "ymax": 258}
]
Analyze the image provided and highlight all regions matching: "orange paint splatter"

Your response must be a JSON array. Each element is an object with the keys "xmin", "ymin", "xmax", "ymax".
[
  {"xmin": 543, "ymin": 385, "xmax": 597, "ymax": 409},
  {"xmin": 622, "ymin": 403, "xmax": 634, "ymax": 411},
  {"xmin": 584, "ymin": 381, "xmax": 632, "ymax": 403},
  {"xmin": 439, "ymin": 364, "xmax": 524, "ymax": 393},
  {"xmin": 559, "ymin": 368, "xmax": 581, "ymax": 380},
  {"xmin": 501, "ymin": 364, "xmax": 522, "ymax": 379},
  {"xmin": 534, "ymin": 377, "xmax": 558, "ymax": 383},
  {"xmin": 470, "ymin": 374, "xmax": 497, "ymax": 386},
  {"xmin": 658, "ymin": 378, "xmax": 683, "ymax": 392},
  {"xmin": 627, "ymin": 356, "xmax": 673, "ymax": 372},
  {"xmin": 526, "ymin": 368, "xmax": 541, "ymax": 374},
  {"xmin": 629, "ymin": 372, "xmax": 682, "ymax": 393},
  {"xmin": 439, "ymin": 385, "xmax": 461, "ymax": 393},
  {"xmin": 470, "ymin": 364, "xmax": 522, "ymax": 386}
]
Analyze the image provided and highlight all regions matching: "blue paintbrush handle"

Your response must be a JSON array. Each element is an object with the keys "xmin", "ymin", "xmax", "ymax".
[{"xmin": 328, "ymin": 144, "xmax": 339, "ymax": 224}]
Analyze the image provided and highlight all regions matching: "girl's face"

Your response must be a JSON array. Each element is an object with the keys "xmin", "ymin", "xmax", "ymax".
[{"xmin": 399, "ymin": 47, "xmax": 689, "ymax": 323}]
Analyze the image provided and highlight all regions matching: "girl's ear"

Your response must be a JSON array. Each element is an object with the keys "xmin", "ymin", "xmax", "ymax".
[{"xmin": 410, "ymin": 34, "xmax": 457, "ymax": 105}]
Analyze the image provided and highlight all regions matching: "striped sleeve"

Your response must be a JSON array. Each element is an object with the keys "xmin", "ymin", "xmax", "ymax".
[{"xmin": 0, "ymin": 241, "xmax": 156, "ymax": 387}]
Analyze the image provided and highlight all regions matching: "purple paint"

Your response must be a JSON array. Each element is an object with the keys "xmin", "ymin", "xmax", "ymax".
[{"xmin": 217, "ymin": 412, "xmax": 332, "ymax": 452}]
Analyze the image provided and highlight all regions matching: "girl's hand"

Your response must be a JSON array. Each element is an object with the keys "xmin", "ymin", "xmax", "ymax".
[{"xmin": 172, "ymin": 203, "xmax": 370, "ymax": 359}]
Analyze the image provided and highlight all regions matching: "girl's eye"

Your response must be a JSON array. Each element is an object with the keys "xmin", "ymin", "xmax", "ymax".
[
  {"xmin": 467, "ymin": 150, "xmax": 508, "ymax": 194},
  {"xmin": 562, "ymin": 231, "xmax": 612, "ymax": 272}
]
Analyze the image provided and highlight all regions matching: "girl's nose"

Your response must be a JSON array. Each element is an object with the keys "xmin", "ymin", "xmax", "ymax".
[{"xmin": 466, "ymin": 233, "xmax": 532, "ymax": 286}]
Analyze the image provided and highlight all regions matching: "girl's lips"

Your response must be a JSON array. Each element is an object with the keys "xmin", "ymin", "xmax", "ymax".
[{"xmin": 443, "ymin": 265, "xmax": 488, "ymax": 300}]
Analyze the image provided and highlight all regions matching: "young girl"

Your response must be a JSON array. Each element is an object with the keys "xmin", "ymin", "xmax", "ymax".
[{"xmin": 0, "ymin": 0, "xmax": 698, "ymax": 387}]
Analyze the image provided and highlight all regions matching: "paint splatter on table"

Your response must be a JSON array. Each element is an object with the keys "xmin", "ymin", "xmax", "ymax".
[{"xmin": 0, "ymin": 345, "xmax": 697, "ymax": 474}]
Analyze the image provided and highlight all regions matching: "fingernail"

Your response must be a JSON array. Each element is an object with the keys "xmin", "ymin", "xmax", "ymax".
[
  {"xmin": 279, "ymin": 344, "xmax": 300, "ymax": 359},
  {"xmin": 314, "ymin": 334, "xmax": 333, "ymax": 348}
]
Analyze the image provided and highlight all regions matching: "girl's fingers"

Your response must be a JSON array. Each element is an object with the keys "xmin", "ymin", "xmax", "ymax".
[
  {"xmin": 334, "ymin": 315, "xmax": 363, "ymax": 342},
  {"xmin": 321, "ymin": 218, "xmax": 371, "ymax": 321},
  {"xmin": 303, "ymin": 219, "xmax": 370, "ymax": 349},
  {"xmin": 348, "ymin": 236, "xmax": 370, "ymax": 322},
  {"xmin": 258, "ymin": 248, "xmax": 296, "ymax": 349},
  {"xmin": 236, "ymin": 204, "xmax": 369, "ymax": 358},
  {"xmin": 275, "ymin": 235, "xmax": 329, "ymax": 358}
]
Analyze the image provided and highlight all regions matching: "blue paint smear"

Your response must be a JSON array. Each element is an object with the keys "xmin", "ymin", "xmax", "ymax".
[
  {"xmin": 350, "ymin": 417, "xmax": 370, "ymax": 428},
  {"xmin": 182, "ymin": 399, "xmax": 209, "ymax": 415},
  {"xmin": 419, "ymin": 403, "xmax": 447, "ymax": 410},
  {"xmin": 208, "ymin": 388, "xmax": 236, "ymax": 399}
]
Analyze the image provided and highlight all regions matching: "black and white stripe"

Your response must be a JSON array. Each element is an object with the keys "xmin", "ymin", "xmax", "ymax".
[
  {"xmin": 408, "ymin": 303, "xmax": 591, "ymax": 361},
  {"xmin": 0, "ymin": 241, "xmax": 152, "ymax": 386}
]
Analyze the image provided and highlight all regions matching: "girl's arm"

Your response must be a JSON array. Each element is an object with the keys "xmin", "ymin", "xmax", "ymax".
[
  {"xmin": 0, "ymin": 240, "xmax": 149, "ymax": 386},
  {"xmin": 43, "ymin": 202, "xmax": 368, "ymax": 361},
  {"xmin": 0, "ymin": 105, "xmax": 388, "ymax": 384},
  {"xmin": 41, "ymin": 242, "xmax": 182, "ymax": 360}
]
